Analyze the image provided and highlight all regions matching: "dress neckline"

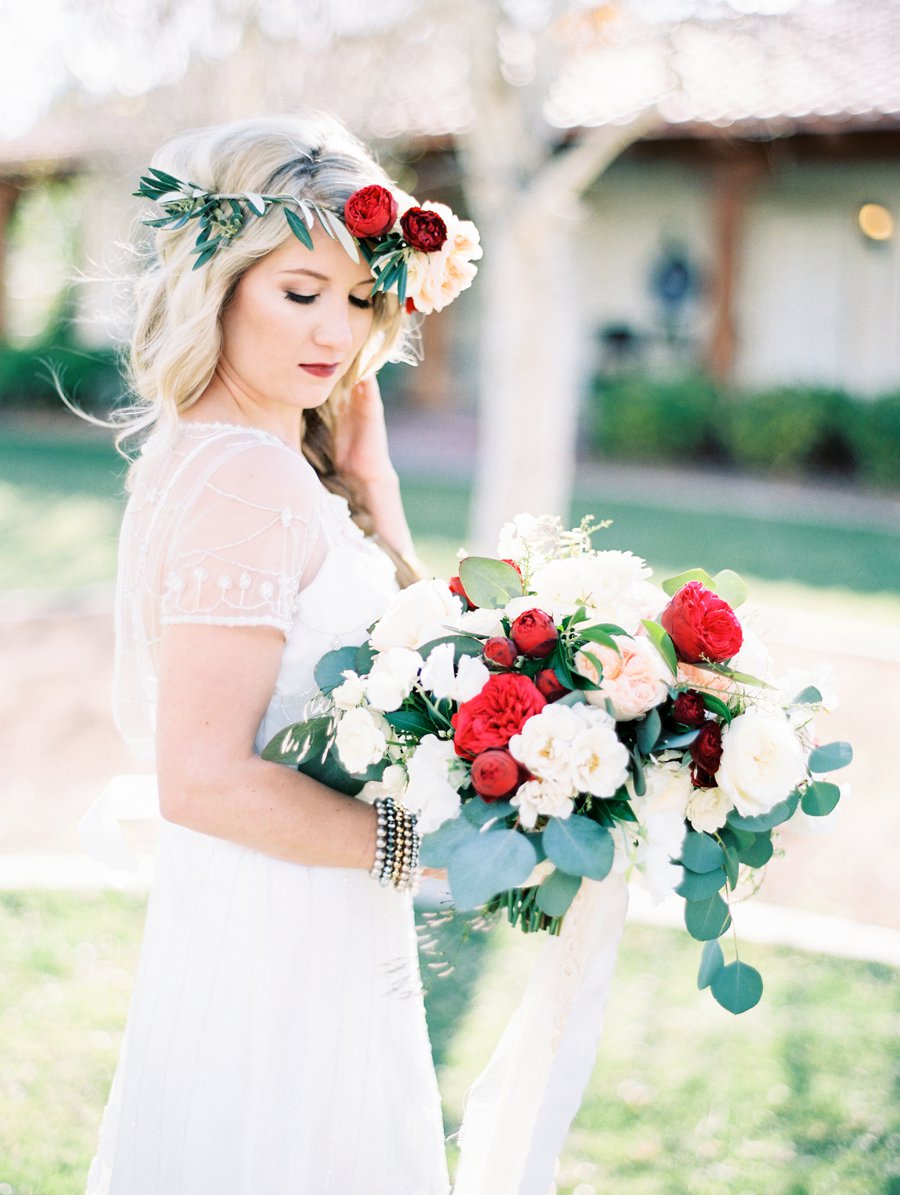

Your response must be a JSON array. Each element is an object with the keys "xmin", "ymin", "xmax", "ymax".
[{"xmin": 177, "ymin": 419, "xmax": 300, "ymax": 455}]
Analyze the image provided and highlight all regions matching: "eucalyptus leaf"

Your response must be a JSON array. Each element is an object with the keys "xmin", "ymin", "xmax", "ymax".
[
  {"xmin": 737, "ymin": 832, "xmax": 773, "ymax": 868},
  {"xmin": 711, "ymin": 960, "xmax": 763, "ymax": 1014},
  {"xmin": 675, "ymin": 866, "xmax": 727, "ymax": 901},
  {"xmin": 723, "ymin": 843, "xmax": 740, "ymax": 889},
  {"xmin": 418, "ymin": 815, "xmax": 478, "ymax": 869},
  {"xmin": 655, "ymin": 728, "xmax": 701, "ymax": 750},
  {"xmin": 640, "ymin": 619, "xmax": 678, "ymax": 677},
  {"xmin": 536, "ymin": 869, "xmax": 582, "ymax": 917},
  {"xmin": 313, "ymin": 645, "xmax": 360, "ymax": 695},
  {"xmin": 355, "ymin": 643, "xmax": 376, "ymax": 675},
  {"xmin": 680, "ymin": 831, "xmax": 724, "ymax": 873},
  {"xmin": 725, "ymin": 788, "xmax": 800, "ymax": 832},
  {"xmin": 298, "ymin": 743, "xmax": 366, "ymax": 797},
  {"xmin": 684, "ymin": 893, "xmax": 732, "ymax": 941},
  {"xmin": 555, "ymin": 690, "xmax": 589, "ymax": 707},
  {"xmin": 542, "ymin": 815, "xmax": 614, "ymax": 881},
  {"xmin": 464, "ymin": 798, "xmax": 515, "ymax": 827},
  {"xmin": 447, "ymin": 829, "xmax": 539, "ymax": 910},
  {"xmin": 636, "ymin": 708, "xmax": 662, "ymax": 755},
  {"xmin": 801, "ymin": 780, "xmax": 841, "ymax": 816},
  {"xmin": 712, "ymin": 569, "xmax": 748, "ymax": 609},
  {"xmin": 661, "ymin": 568, "xmax": 716, "ymax": 597},
  {"xmin": 458, "ymin": 556, "xmax": 525, "ymax": 609},
  {"xmin": 792, "ymin": 685, "xmax": 823, "ymax": 705},
  {"xmin": 630, "ymin": 748, "xmax": 646, "ymax": 797},
  {"xmin": 697, "ymin": 938, "xmax": 725, "ymax": 990},
  {"xmin": 261, "ymin": 715, "xmax": 333, "ymax": 766},
  {"xmin": 808, "ymin": 741, "xmax": 853, "ymax": 773}
]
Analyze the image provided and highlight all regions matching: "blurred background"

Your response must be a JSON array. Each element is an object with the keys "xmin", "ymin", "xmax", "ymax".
[{"xmin": 1, "ymin": 2, "xmax": 898, "ymax": 1192}]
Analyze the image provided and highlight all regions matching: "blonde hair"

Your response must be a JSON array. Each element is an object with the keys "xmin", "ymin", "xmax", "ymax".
[{"xmin": 106, "ymin": 111, "xmax": 422, "ymax": 579}]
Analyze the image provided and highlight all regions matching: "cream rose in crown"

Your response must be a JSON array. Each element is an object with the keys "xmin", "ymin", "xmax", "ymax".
[{"xmin": 264, "ymin": 514, "xmax": 852, "ymax": 1015}]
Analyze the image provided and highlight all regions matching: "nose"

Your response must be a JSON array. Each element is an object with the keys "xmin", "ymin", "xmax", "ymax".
[{"xmin": 312, "ymin": 295, "xmax": 354, "ymax": 355}]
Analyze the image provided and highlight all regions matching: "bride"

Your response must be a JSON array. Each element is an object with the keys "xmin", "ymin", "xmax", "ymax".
[{"xmin": 85, "ymin": 110, "xmax": 480, "ymax": 1193}]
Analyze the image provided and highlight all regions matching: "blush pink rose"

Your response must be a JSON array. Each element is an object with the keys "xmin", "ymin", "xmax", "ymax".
[{"xmin": 575, "ymin": 635, "xmax": 669, "ymax": 722}]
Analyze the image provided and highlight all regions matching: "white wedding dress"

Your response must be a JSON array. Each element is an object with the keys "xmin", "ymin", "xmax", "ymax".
[{"xmin": 85, "ymin": 421, "xmax": 450, "ymax": 1195}]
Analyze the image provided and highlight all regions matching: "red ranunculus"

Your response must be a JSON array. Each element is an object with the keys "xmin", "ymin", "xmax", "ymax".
[
  {"xmin": 343, "ymin": 185, "xmax": 398, "ymax": 238},
  {"xmin": 672, "ymin": 690, "xmax": 707, "ymax": 728},
  {"xmin": 471, "ymin": 749, "xmax": 520, "ymax": 800},
  {"xmin": 400, "ymin": 206, "xmax": 448, "ymax": 253},
  {"xmin": 660, "ymin": 581, "xmax": 743, "ymax": 664},
  {"xmin": 690, "ymin": 721, "xmax": 723, "ymax": 788},
  {"xmin": 452, "ymin": 673, "xmax": 546, "ymax": 759},
  {"xmin": 449, "ymin": 575, "xmax": 474, "ymax": 609},
  {"xmin": 483, "ymin": 636, "xmax": 518, "ymax": 669},
  {"xmin": 535, "ymin": 669, "xmax": 569, "ymax": 702},
  {"xmin": 510, "ymin": 609, "xmax": 558, "ymax": 659}
]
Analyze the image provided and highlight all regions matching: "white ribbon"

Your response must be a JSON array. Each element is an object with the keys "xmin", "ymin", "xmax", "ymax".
[
  {"xmin": 77, "ymin": 774, "xmax": 161, "ymax": 872},
  {"xmin": 454, "ymin": 872, "xmax": 629, "ymax": 1195}
]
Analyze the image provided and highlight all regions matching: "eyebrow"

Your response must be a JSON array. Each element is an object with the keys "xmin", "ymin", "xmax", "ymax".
[{"xmin": 279, "ymin": 267, "xmax": 373, "ymax": 288}]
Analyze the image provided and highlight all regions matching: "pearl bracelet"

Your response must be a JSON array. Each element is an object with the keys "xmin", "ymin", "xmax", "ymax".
[{"xmin": 369, "ymin": 796, "xmax": 420, "ymax": 892}]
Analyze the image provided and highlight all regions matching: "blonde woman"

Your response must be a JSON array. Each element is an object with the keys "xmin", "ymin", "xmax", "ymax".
[{"xmin": 84, "ymin": 112, "xmax": 480, "ymax": 1193}]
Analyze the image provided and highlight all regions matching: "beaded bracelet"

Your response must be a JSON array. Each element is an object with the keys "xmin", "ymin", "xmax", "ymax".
[{"xmin": 369, "ymin": 796, "xmax": 420, "ymax": 892}]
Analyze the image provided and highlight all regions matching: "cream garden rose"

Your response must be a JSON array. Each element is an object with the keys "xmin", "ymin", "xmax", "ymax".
[
  {"xmin": 716, "ymin": 707, "xmax": 807, "ymax": 816},
  {"xmin": 335, "ymin": 707, "xmax": 389, "ymax": 775},
  {"xmin": 509, "ymin": 702, "xmax": 629, "ymax": 799},
  {"xmin": 686, "ymin": 785, "xmax": 734, "ymax": 834},
  {"xmin": 576, "ymin": 635, "xmax": 671, "ymax": 721},
  {"xmin": 369, "ymin": 578, "xmax": 462, "ymax": 652},
  {"xmin": 511, "ymin": 779, "xmax": 575, "ymax": 829}
]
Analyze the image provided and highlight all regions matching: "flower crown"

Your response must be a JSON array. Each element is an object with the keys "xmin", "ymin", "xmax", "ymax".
[{"xmin": 134, "ymin": 168, "xmax": 482, "ymax": 314}]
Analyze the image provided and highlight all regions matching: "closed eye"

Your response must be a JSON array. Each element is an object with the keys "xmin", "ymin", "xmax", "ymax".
[{"xmin": 285, "ymin": 291, "xmax": 373, "ymax": 309}]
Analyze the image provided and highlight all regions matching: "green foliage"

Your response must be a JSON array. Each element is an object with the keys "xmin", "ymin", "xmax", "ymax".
[
  {"xmin": 711, "ymin": 959, "xmax": 764, "ymax": 1014},
  {"xmin": 542, "ymin": 815, "xmax": 615, "ymax": 881},
  {"xmin": 447, "ymin": 827, "xmax": 539, "ymax": 909},
  {"xmin": 458, "ymin": 556, "xmax": 524, "ymax": 609},
  {"xmin": 0, "ymin": 333, "xmax": 122, "ymax": 412},
  {"xmin": 586, "ymin": 373, "xmax": 900, "ymax": 489}
]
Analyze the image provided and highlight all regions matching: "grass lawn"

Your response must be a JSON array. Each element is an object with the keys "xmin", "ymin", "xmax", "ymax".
[
  {"xmin": 1, "ymin": 430, "xmax": 899, "ymax": 614},
  {"xmin": 1, "ymin": 891, "xmax": 897, "ymax": 1195}
]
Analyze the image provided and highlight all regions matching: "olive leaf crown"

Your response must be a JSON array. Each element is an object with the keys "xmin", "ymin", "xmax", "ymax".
[{"xmin": 133, "ymin": 166, "xmax": 466, "ymax": 310}]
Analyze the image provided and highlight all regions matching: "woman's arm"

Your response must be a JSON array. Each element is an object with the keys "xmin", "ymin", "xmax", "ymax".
[{"xmin": 155, "ymin": 620, "xmax": 377, "ymax": 869}]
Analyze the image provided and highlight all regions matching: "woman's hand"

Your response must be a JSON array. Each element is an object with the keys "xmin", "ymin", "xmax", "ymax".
[{"xmin": 333, "ymin": 374, "xmax": 397, "ymax": 489}]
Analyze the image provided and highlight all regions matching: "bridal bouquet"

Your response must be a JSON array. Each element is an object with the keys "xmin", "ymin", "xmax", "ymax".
[{"xmin": 263, "ymin": 514, "xmax": 851, "ymax": 1014}]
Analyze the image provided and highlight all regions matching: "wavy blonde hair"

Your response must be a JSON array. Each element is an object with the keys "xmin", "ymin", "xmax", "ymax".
[{"xmin": 110, "ymin": 112, "xmax": 419, "ymax": 575}]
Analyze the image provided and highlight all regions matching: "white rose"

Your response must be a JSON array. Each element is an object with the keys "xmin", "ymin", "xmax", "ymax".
[
  {"xmin": 511, "ymin": 779, "xmax": 574, "ymax": 829},
  {"xmin": 685, "ymin": 786, "xmax": 734, "ymax": 834},
  {"xmin": 716, "ymin": 708, "xmax": 807, "ymax": 817},
  {"xmin": 369, "ymin": 579, "xmax": 462, "ymax": 652},
  {"xmin": 403, "ymin": 734, "xmax": 464, "ymax": 833},
  {"xmin": 635, "ymin": 760, "xmax": 693, "ymax": 821},
  {"xmin": 576, "ymin": 635, "xmax": 670, "ymax": 721},
  {"xmin": 570, "ymin": 719, "xmax": 631, "ymax": 798},
  {"xmin": 364, "ymin": 647, "xmax": 423, "ymax": 713},
  {"xmin": 357, "ymin": 763, "xmax": 408, "ymax": 805},
  {"xmin": 332, "ymin": 670, "xmax": 366, "ymax": 711},
  {"xmin": 335, "ymin": 707, "xmax": 389, "ymax": 775},
  {"xmin": 419, "ymin": 641, "xmax": 490, "ymax": 704},
  {"xmin": 508, "ymin": 704, "xmax": 585, "ymax": 791},
  {"xmin": 458, "ymin": 607, "xmax": 506, "ymax": 638},
  {"xmin": 531, "ymin": 551, "xmax": 651, "ymax": 614}
]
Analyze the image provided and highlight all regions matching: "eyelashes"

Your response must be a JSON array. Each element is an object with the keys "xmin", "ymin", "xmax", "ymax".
[{"xmin": 285, "ymin": 291, "xmax": 373, "ymax": 310}]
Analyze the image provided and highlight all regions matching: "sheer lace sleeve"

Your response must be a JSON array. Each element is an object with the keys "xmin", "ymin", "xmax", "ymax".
[{"xmin": 160, "ymin": 440, "xmax": 324, "ymax": 632}]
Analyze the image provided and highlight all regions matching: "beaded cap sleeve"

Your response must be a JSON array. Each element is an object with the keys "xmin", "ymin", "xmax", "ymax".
[{"xmin": 113, "ymin": 425, "xmax": 326, "ymax": 759}]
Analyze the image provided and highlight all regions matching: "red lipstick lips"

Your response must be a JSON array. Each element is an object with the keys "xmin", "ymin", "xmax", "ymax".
[{"xmin": 300, "ymin": 363, "xmax": 339, "ymax": 377}]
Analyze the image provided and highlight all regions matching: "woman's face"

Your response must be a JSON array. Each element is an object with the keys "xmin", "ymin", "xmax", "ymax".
[{"xmin": 216, "ymin": 227, "xmax": 376, "ymax": 424}]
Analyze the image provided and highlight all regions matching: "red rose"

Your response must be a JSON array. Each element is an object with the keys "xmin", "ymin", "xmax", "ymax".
[
  {"xmin": 690, "ymin": 721, "xmax": 723, "ymax": 788},
  {"xmin": 343, "ymin": 185, "xmax": 398, "ymax": 238},
  {"xmin": 471, "ymin": 749, "xmax": 520, "ymax": 800},
  {"xmin": 400, "ymin": 206, "xmax": 448, "ymax": 253},
  {"xmin": 672, "ymin": 690, "xmax": 707, "ymax": 728},
  {"xmin": 449, "ymin": 575, "xmax": 474, "ymax": 610},
  {"xmin": 660, "ymin": 581, "xmax": 743, "ymax": 664},
  {"xmin": 535, "ymin": 669, "xmax": 569, "ymax": 702},
  {"xmin": 452, "ymin": 673, "xmax": 546, "ymax": 760},
  {"xmin": 483, "ymin": 636, "xmax": 518, "ymax": 669},
  {"xmin": 510, "ymin": 609, "xmax": 558, "ymax": 659}
]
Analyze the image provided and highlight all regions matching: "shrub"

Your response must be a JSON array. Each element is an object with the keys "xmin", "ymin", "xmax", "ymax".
[
  {"xmin": 724, "ymin": 386, "xmax": 856, "ymax": 477},
  {"xmin": 847, "ymin": 391, "xmax": 900, "ymax": 488},
  {"xmin": 0, "ymin": 329, "xmax": 123, "ymax": 414},
  {"xmin": 588, "ymin": 374, "xmax": 725, "ymax": 464}
]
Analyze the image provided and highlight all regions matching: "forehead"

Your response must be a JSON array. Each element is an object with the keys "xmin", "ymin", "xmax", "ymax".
[{"xmin": 259, "ymin": 226, "xmax": 374, "ymax": 286}]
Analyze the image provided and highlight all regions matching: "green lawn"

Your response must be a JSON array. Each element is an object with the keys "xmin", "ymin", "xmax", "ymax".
[
  {"xmin": 1, "ymin": 891, "xmax": 897, "ymax": 1195},
  {"xmin": 2, "ymin": 429, "xmax": 899, "ymax": 610}
]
